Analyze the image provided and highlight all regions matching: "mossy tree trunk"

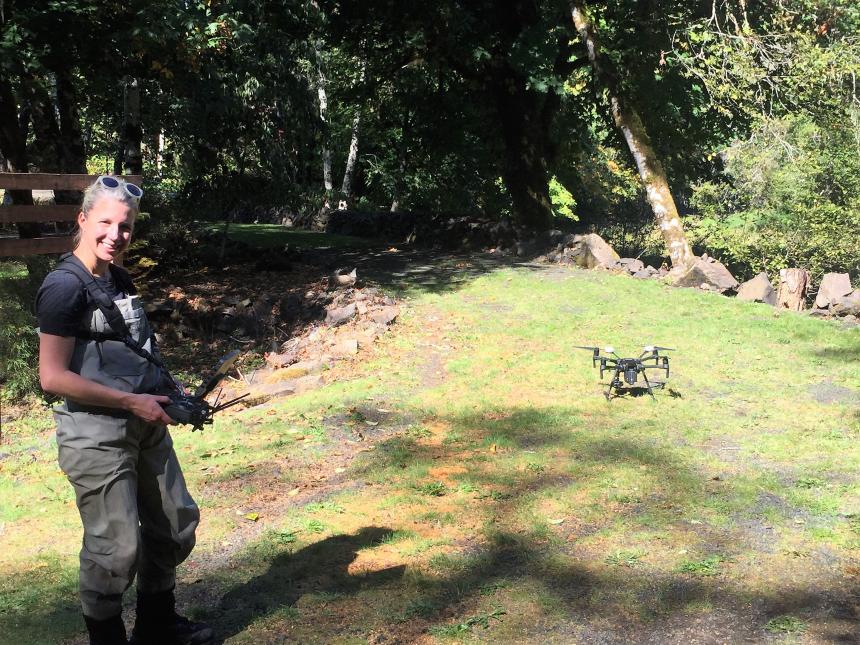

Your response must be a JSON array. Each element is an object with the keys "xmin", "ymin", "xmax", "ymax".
[{"xmin": 570, "ymin": 0, "xmax": 694, "ymax": 268}]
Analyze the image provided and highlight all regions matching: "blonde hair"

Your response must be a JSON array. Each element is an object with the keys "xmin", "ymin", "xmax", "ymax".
[{"xmin": 72, "ymin": 178, "xmax": 141, "ymax": 249}]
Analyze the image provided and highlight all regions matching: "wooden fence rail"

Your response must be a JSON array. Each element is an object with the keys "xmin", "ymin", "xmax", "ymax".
[{"xmin": 0, "ymin": 173, "xmax": 142, "ymax": 257}]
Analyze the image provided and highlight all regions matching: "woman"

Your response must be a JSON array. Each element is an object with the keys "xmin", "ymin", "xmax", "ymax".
[{"xmin": 36, "ymin": 176, "xmax": 212, "ymax": 645}]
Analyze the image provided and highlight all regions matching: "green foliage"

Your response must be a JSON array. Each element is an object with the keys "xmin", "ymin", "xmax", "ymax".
[
  {"xmin": 0, "ymin": 260, "xmax": 51, "ymax": 403},
  {"xmin": 688, "ymin": 115, "xmax": 860, "ymax": 279},
  {"xmin": 677, "ymin": 554, "xmax": 724, "ymax": 576},
  {"xmin": 548, "ymin": 176, "xmax": 577, "ymax": 221},
  {"xmin": 0, "ymin": 292, "xmax": 40, "ymax": 402}
]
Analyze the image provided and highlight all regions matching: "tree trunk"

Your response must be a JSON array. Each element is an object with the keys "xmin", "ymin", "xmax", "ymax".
[
  {"xmin": 315, "ymin": 43, "xmax": 333, "ymax": 194},
  {"xmin": 0, "ymin": 77, "xmax": 37, "ymax": 228},
  {"xmin": 340, "ymin": 110, "xmax": 361, "ymax": 206},
  {"xmin": 777, "ymin": 268, "xmax": 810, "ymax": 311},
  {"xmin": 54, "ymin": 65, "xmax": 88, "ymax": 206},
  {"xmin": 23, "ymin": 76, "xmax": 62, "ymax": 173},
  {"xmin": 56, "ymin": 66, "xmax": 87, "ymax": 174},
  {"xmin": 155, "ymin": 130, "xmax": 165, "ymax": 174},
  {"xmin": 492, "ymin": 82, "xmax": 554, "ymax": 230},
  {"xmin": 122, "ymin": 77, "xmax": 142, "ymax": 175},
  {"xmin": 570, "ymin": 1, "xmax": 694, "ymax": 268},
  {"xmin": 0, "ymin": 76, "xmax": 50, "ymax": 281}
]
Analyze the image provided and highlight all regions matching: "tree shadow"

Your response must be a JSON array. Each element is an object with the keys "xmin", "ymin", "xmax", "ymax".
[
  {"xmin": 209, "ymin": 526, "xmax": 404, "ymax": 643},
  {"xmin": 11, "ymin": 401, "xmax": 860, "ymax": 643},
  {"xmin": 309, "ymin": 243, "xmax": 544, "ymax": 295}
]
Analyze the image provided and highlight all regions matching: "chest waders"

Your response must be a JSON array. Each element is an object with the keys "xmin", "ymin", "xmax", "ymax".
[{"xmin": 50, "ymin": 256, "xmax": 199, "ymax": 622}]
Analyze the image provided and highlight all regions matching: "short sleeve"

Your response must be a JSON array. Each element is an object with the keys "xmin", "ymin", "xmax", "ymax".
[{"xmin": 35, "ymin": 271, "xmax": 88, "ymax": 337}]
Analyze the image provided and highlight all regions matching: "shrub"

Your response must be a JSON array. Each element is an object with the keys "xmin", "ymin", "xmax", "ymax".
[
  {"xmin": 688, "ymin": 115, "xmax": 860, "ymax": 281},
  {"xmin": 0, "ymin": 261, "xmax": 44, "ymax": 403}
]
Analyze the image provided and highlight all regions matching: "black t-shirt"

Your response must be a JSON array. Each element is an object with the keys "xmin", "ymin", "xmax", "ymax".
[{"xmin": 36, "ymin": 264, "xmax": 136, "ymax": 337}]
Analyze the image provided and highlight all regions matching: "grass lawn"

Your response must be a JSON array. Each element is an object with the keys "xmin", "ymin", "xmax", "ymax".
[
  {"xmin": 1, "ymin": 255, "xmax": 859, "ymax": 643},
  {"xmin": 199, "ymin": 222, "xmax": 375, "ymax": 250}
]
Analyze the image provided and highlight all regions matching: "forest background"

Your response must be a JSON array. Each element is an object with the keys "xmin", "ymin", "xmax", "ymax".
[{"xmin": 1, "ymin": 0, "xmax": 859, "ymax": 400}]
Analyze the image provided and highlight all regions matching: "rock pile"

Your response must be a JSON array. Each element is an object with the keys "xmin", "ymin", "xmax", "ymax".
[
  {"xmin": 541, "ymin": 232, "xmax": 855, "ymax": 321},
  {"xmin": 542, "ymin": 233, "xmax": 669, "ymax": 279},
  {"xmin": 242, "ymin": 285, "xmax": 401, "ymax": 405},
  {"xmin": 545, "ymin": 233, "xmax": 620, "ymax": 269}
]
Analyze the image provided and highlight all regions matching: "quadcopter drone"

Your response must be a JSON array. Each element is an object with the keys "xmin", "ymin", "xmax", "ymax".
[
  {"xmin": 575, "ymin": 345, "xmax": 674, "ymax": 400},
  {"xmin": 161, "ymin": 350, "xmax": 250, "ymax": 431}
]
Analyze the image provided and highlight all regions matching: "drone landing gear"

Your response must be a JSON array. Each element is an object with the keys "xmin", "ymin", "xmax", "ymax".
[{"xmin": 604, "ymin": 366, "xmax": 666, "ymax": 401}]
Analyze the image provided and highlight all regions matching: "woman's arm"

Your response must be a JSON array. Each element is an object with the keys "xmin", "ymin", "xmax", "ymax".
[{"xmin": 39, "ymin": 332, "xmax": 175, "ymax": 425}]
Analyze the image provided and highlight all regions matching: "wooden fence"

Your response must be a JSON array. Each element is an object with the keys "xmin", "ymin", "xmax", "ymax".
[{"xmin": 0, "ymin": 173, "xmax": 143, "ymax": 256}]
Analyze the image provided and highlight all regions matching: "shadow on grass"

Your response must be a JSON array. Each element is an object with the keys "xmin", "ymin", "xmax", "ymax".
[
  {"xmin": 212, "ymin": 221, "xmax": 550, "ymax": 296},
  {"xmin": 6, "ymin": 404, "xmax": 858, "ymax": 642},
  {"xmin": 317, "ymin": 246, "xmax": 542, "ymax": 295},
  {"xmin": 200, "ymin": 223, "xmax": 373, "ymax": 251},
  {"xmin": 209, "ymin": 527, "xmax": 404, "ymax": 642}
]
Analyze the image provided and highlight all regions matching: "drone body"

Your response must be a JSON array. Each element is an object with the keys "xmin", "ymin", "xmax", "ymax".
[{"xmin": 575, "ymin": 345, "xmax": 674, "ymax": 400}]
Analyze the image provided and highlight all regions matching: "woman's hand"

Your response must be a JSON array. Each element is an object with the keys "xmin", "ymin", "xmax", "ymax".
[{"xmin": 128, "ymin": 394, "xmax": 176, "ymax": 425}]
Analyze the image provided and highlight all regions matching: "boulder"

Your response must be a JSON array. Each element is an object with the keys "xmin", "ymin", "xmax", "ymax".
[
  {"xmin": 263, "ymin": 359, "xmax": 325, "ymax": 381},
  {"xmin": 814, "ymin": 273, "xmax": 852, "ymax": 309},
  {"xmin": 736, "ymin": 272, "xmax": 777, "ymax": 306},
  {"xmin": 295, "ymin": 374, "xmax": 325, "ymax": 393},
  {"xmin": 371, "ymin": 305, "xmax": 400, "ymax": 326},
  {"xmin": 558, "ymin": 233, "xmax": 620, "ymax": 269},
  {"xmin": 617, "ymin": 258, "xmax": 645, "ymax": 274},
  {"xmin": 832, "ymin": 290, "xmax": 860, "ymax": 317},
  {"xmin": 332, "ymin": 338, "xmax": 359, "ymax": 357},
  {"xmin": 632, "ymin": 268, "xmax": 655, "ymax": 279},
  {"xmin": 245, "ymin": 381, "xmax": 297, "ymax": 406},
  {"xmin": 670, "ymin": 256, "xmax": 739, "ymax": 293},
  {"xmin": 328, "ymin": 268, "xmax": 357, "ymax": 289},
  {"xmin": 325, "ymin": 302, "xmax": 357, "ymax": 326}
]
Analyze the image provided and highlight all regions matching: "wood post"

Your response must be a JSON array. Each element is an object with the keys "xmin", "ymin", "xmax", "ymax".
[{"xmin": 777, "ymin": 268, "xmax": 810, "ymax": 311}]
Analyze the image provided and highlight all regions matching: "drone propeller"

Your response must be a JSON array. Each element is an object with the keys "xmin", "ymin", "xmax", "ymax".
[
  {"xmin": 573, "ymin": 345, "xmax": 600, "ymax": 351},
  {"xmin": 643, "ymin": 345, "xmax": 675, "ymax": 352}
]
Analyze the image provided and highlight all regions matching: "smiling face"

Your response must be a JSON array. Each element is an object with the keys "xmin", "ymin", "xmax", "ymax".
[{"xmin": 75, "ymin": 197, "xmax": 135, "ymax": 270}]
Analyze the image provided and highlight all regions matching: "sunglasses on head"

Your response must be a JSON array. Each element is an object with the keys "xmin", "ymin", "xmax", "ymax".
[{"xmin": 97, "ymin": 175, "xmax": 143, "ymax": 202}]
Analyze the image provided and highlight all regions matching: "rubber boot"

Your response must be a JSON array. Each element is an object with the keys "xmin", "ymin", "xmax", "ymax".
[
  {"xmin": 129, "ymin": 588, "xmax": 213, "ymax": 645},
  {"xmin": 84, "ymin": 614, "xmax": 128, "ymax": 645}
]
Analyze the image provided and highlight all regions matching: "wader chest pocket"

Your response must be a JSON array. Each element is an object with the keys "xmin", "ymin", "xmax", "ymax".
[{"xmin": 97, "ymin": 340, "xmax": 150, "ymax": 378}]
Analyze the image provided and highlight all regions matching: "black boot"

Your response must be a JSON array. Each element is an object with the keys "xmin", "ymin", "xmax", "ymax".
[
  {"xmin": 84, "ymin": 614, "xmax": 128, "ymax": 645},
  {"xmin": 129, "ymin": 588, "xmax": 213, "ymax": 645}
]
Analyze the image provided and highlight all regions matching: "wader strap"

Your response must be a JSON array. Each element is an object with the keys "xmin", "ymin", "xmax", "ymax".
[{"xmin": 56, "ymin": 253, "xmax": 170, "ymax": 373}]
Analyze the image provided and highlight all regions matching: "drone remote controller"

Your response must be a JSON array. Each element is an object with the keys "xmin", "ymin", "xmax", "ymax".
[
  {"xmin": 160, "ymin": 350, "xmax": 249, "ymax": 431},
  {"xmin": 162, "ymin": 393, "xmax": 215, "ymax": 428}
]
